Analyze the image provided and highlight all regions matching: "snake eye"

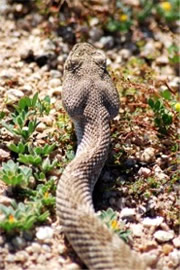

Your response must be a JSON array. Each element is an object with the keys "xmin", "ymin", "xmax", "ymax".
[
  {"xmin": 94, "ymin": 52, "xmax": 106, "ymax": 69},
  {"xmin": 65, "ymin": 59, "xmax": 81, "ymax": 72}
]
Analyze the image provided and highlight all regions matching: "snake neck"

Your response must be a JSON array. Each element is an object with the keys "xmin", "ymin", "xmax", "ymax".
[{"xmin": 57, "ymin": 106, "xmax": 110, "ymax": 210}]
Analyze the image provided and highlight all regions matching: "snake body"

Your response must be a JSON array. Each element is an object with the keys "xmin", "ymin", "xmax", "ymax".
[{"xmin": 56, "ymin": 43, "xmax": 146, "ymax": 270}]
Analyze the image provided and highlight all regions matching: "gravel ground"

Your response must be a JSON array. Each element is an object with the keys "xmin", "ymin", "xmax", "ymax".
[{"xmin": 0, "ymin": 1, "xmax": 179, "ymax": 270}]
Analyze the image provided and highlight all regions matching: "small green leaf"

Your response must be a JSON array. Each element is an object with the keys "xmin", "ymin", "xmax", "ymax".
[
  {"xmin": 154, "ymin": 100, "xmax": 161, "ymax": 111},
  {"xmin": 161, "ymin": 90, "xmax": 171, "ymax": 100},
  {"xmin": 148, "ymin": 98, "xmax": 154, "ymax": 108},
  {"xmin": 31, "ymin": 93, "xmax": 38, "ymax": 107}
]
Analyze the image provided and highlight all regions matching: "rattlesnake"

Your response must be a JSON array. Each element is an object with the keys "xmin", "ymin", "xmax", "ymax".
[{"xmin": 56, "ymin": 43, "xmax": 147, "ymax": 270}]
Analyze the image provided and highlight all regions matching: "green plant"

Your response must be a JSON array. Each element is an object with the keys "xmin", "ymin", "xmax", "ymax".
[
  {"xmin": 156, "ymin": 0, "xmax": 180, "ymax": 22},
  {"xmin": 99, "ymin": 208, "xmax": 131, "ymax": 242},
  {"xmin": 168, "ymin": 44, "xmax": 180, "ymax": 64},
  {"xmin": 0, "ymin": 200, "xmax": 49, "ymax": 232},
  {"xmin": 2, "ymin": 94, "xmax": 51, "ymax": 141},
  {"xmin": 148, "ymin": 97, "xmax": 173, "ymax": 134},
  {"xmin": 0, "ymin": 160, "xmax": 32, "ymax": 187},
  {"xmin": 138, "ymin": 0, "xmax": 154, "ymax": 22}
]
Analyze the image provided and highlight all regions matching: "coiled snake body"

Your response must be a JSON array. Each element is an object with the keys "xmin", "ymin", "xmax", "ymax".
[{"xmin": 56, "ymin": 43, "xmax": 146, "ymax": 270}]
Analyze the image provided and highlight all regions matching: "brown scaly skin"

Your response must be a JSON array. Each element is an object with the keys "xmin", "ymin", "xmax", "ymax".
[{"xmin": 56, "ymin": 43, "xmax": 147, "ymax": 270}]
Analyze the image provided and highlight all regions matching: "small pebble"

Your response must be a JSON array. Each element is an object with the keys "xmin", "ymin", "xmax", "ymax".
[
  {"xmin": 142, "ymin": 216, "xmax": 164, "ymax": 227},
  {"xmin": 130, "ymin": 224, "xmax": 143, "ymax": 237},
  {"xmin": 36, "ymin": 226, "xmax": 54, "ymax": 241},
  {"xmin": 12, "ymin": 236, "xmax": 26, "ymax": 249},
  {"xmin": 5, "ymin": 254, "xmax": 15, "ymax": 262},
  {"xmin": 58, "ymin": 244, "xmax": 66, "ymax": 254},
  {"xmin": 154, "ymin": 230, "xmax": 174, "ymax": 243},
  {"xmin": 36, "ymin": 122, "xmax": 46, "ymax": 132},
  {"xmin": 15, "ymin": 250, "xmax": 28, "ymax": 262},
  {"xmin": 49, "ymin": 78, "xmax": 61, "ymax": 88},
  {"xmin": 120, "ymin": 208, "xmax": 136, "ymax": 219},
  {"xmin": 138, "ymin": 167, "xmax": 151, "ymax": 177},
  {"xmin": 139, "ymin": 147, "xmax": 155, "ymax": 163},
  {"xmin": 65, "ymin": 263, "xmax": 81, "ymax": 270},
  {"xmin": 173, "ymin": 236, "xmax": 180, "ymax": 248},
  {"xmin": 31, "ymin": 242, "xmax": 42, "ymax": 253},
  {"xmin": 168, "ymin": 250, "xmax": 180, "ymax": 267},
  {"xmin": 162, "ymin": 244, "xmax": 173, "ymax": 255}
]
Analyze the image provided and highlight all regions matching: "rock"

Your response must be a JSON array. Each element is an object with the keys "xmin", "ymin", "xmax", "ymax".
[
  {"xmin": 42, "ymin": 244, "xmax": 51, "ymax": 252},
  {"xmin": 154, "ymin": 230, "xmax": 174, "ymax": 243},
  {"xmin": 5, "ymin": 254, "xmax": 15, "ymax": 262},
  {"xmin": 36, "ymin": 226, "xmax": 54, "ymax": 241},
  {"xmin": 41, "ymin": 116, "xmax": 54, "ymax": 126},
  {"xmin": 162, "ymin": 244, "xmax": 173, "ymax": 255},
  {"xmin": 130, "ymin": 224, "xmax": 143, "ymax": 237},
  {"xmin": 168, "ymin": 250, "xmax": 180, "ymax": 267},
  {"xmin": 142, "ymin": 250, "xmax": 159, "ymax": 267},
  {"xmin": 23, "ymin": 230, "xmax": 34, "ymax": 241},
  {"xmin": 49, "ymin": 86, "xmax": 62, "ymax": 96},
  {"xmin": 65, "ymin": 263, "xmax": 81, "ymax": 270},
  {"xmin": 119, "ymin": 49, "xmax": 131, "ymax": 60},
  {"xmin": 36, "ymin": 122, "xmax": 46, "ymax": 132},
  {"xmin": 89, "ymin": 27, "xmax": 104, "ymax": 41},
  {"xmin": 0, "ymin": 69, "xmax": 16, "ymax": 79},
  {"xmin": 50, "ymin": 70, "xmax": 62, "ymax": 79},
  {"xmin": 138, "ymin": 167, "xmax": 151, "ymax": 177},
  {"xmin": 168, "ymin": 77, "xmax": 180, "ymax": 91},
  {"xmin": 120, "ymin": 208, "xmax": 136, "ymax": 219},
  {"xmin": 100, "ymin": 36, "xmax": 114, "ymax": 49},
  {"xmin": 0, "ymin": 195, "xmax": 13, "ymax": 206},
  {"xmin": 0, "ymin": 149, "xmax": 10, "ymax": 160},
  {"xmin": 15, "ymin": 251, "xmax": 28, "ymax": 262},
  {"xmin": 58, "ymin": 244, "xmax": 66, "ymax": 254},
  {"xmin": 156, "ymin": 55, "xmax": 169, "ymax": 65},
  {"xmin": 6, "ymin": 89, "xmax": 24, "ymax": 99},
  {"xmin": 37, "ymin": 254, "xmax": 47, "ymax": 264},
  {"xmin": 142, "ymin": 216, "xmax": 164, "ymax": 227},
  {"xmin": 89, "ymin": 17, "xmax": 99, "ymax": 26},
  {"xmin": 173, "ymin": 236, "xmax": 180, "ymax": 248},
  {"xmin": 153, "ymin": 165, "xmax": 169, "ymax": 181},
  {"xmin": 21, "ymin": 84, "xmax": 32, "ymax": 94},
  {"xmin": 31, "ymin": 242, "xmax": 41, "ymax": 253},
  {"xmin": 57, "ymin": 26, "xmax": 76, "ymax": 44},
  {"xmin": 49, "ymin": 78, "xmax": 61, "ymax": 88},
  {"xmin": 139, "ymin": 147, "xmax": 155, "ymax": 163},
  {"xmin": 12, "ymin": 236, "xmax": 26, "ymax": 249}
]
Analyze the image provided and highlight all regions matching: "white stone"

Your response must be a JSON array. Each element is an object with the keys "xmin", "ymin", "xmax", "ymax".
[
  {"xmin": 120, "ymin": 208, "xmax": 136, "ymax": 218},
  {"xmin": 142, "ymin": 217, "xmax": 164, "ymax": 227},
  {"xmin": 168, "ymin": 250, "xmax": 180, "ymax": 267},
  {"xmin": 15, "ymin": 251, "xmax": 28, "ymax": 262},
  {"xmin": 65, "ymin": 263, "xmax": 81, "ymax": 270},
  {"xmin": 138, "ymin": 167, "xmax": 151, "ymax": 177},
  {"xmin": 36, "ymin": 226, "xmax": 54, "ymax": 241},
  {"xmin": 130, "ymin": 224, "xmax": 143, "ymax": 237},
  {"xmin": 154, "ymin": 230, "xmax": 174, "ymax": 242},
  {"xmin": 119, "ymin": 49, "xmax": 131, "ymax": 60},
  {"xmin": 36, "ymin": 122, "xmax": 46, "ymax": 132},
  {"xmin": 153, "ymin": 165, "xmax": 169, "ymax": 181},
  {"xmin": 6, "ymin": 89, "xmax": 24, "ymax": 98},
  {"xmin": 58, "ymin": 244, "xmax": 66, "ymax": 254},
  {"xmin": 156, "ymin": 55, "xmax": 169, "ymax": 64},
  {"xmin": 142, "ymin": 250, "xmax": 159, "ymax": 267},
  {"xmin": 173, "ymin": 236, "xmax": 180, "ymax": 248},
  {"xmin": 140, "ymin": 147, "xmax": 155, "ymax": 163},
  {"xmin": 49, "ymin": 78, "xmax": 61, "ymax": 88},
  {"xmin": 31, "ymin": 242, "xmax": 41, "ymax": 253}
]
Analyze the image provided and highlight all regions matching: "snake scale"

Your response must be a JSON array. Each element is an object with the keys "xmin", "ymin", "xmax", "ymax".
[{"xmin": 56, "ymin": 43, "xmax": 147, "ymax": 270}]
